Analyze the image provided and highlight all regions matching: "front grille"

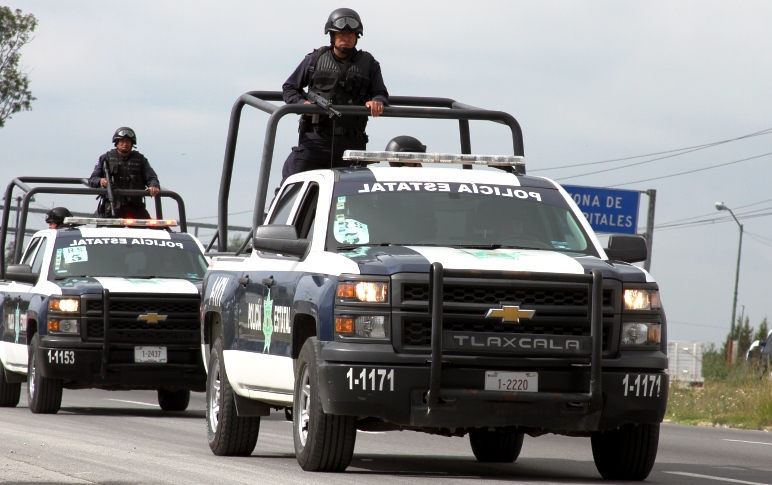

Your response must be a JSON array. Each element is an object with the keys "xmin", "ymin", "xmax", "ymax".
[
  {"xmin": 81, "ymin": 294, "xmax": 200, "ymax": 345},
  {"xmin": 403, "ymin": 284, "xmax": 610, "ymax": 307},
  {"xmin": 392, "ymin": 274, "xmax": 619, "ymax": 355}
]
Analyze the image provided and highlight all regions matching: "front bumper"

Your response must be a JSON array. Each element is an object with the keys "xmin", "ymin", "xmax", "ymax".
[
  {"xmin": 318, "ymin": 351, "xmax": 668, "ymax": 432},
  {"xmin": 39, "ymin": 336, "xmax": 206, "ymax": 391}
]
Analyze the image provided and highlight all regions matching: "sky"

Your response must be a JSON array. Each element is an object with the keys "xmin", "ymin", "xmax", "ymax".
[{"xmin": 1, "ymin": 1, "xmax": 771, "ymax": 347}]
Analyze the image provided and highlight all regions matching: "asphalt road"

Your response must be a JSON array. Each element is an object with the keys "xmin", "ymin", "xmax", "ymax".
[{"xmin": 1, "ymin": 387, "xmax": 771, "ymax": 484}]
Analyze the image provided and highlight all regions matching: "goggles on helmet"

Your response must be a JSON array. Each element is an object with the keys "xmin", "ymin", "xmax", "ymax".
[
  {"xmin": 332, "ymin": 17, "xmax": 360, "ymax": 30},
  {"xmin": 115, "ymin": 129, "xmax": 135, "ymax": 139}
]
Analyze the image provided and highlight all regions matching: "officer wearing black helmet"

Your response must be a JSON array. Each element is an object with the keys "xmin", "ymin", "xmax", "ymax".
[
  {"xmin": 45, "ymin": 207, "xmax": 72, "ymax": 229},
  {"xmin": 280, "ymin": 8, "xmax": 389, "ymax": 182},
  {"xmin": 385, "ymin": 135, "xmax": 425, "ymax": 167},
  {"xmin": 88, "ymin": 127, "xmax": 160, "ymax": 219}
]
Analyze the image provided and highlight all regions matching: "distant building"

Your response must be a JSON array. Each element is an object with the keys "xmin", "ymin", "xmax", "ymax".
[{"xmin": 668, "ymin": 341, "xmax": 704, "ymax": 388}]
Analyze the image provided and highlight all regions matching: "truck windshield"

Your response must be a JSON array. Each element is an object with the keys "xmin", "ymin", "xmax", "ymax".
[
  {"xmin": 48, "ymin": 234, "xmax": 208, "ymax": 280},
  {"xmin": 328, "ymin": 181, "xmax": 596, "ymax": 256}
]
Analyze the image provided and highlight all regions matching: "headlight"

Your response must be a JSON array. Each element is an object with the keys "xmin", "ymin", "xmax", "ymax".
[
  {"xmin": 336, "ymin": 315, "xmax": 390, "ymax": 339},
  {"xmin": 621, "ymin": 322, "xmax": 661, "ymax": 347},
  {"xmin": 623, "ymin": 289, "xmax": 661, "ymax": 310},
  {"xmin": 49, "ymin": 297, "xmax": 80, "ymax": 313},
  {"xmin": 48, "ymin": 319, "xmax": 80, "ymax": 334},
  {"xmin": 337, "ymin": 281, "xmax": 388, "ymax": 303}
]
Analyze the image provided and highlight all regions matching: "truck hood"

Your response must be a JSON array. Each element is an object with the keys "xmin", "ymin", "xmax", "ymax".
[
  {"xmin": 338, "ymin": 245, "xmax": 647, "ymax": 282},
  {"xmin": 53, "ymin": 276, "xmax": 201, "ymax": 295}
]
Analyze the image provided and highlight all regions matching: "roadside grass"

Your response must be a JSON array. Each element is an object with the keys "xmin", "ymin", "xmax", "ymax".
[{"xmin": 666, "ymin": 363, "xmax": 772, "ymax": 430}]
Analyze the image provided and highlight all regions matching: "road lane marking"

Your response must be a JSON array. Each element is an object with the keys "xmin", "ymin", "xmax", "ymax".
[
  {"xmin": 724, "ymin": 439, "xmax": 772, "ymax": 446},
  {"xmin": 664, "ymin": 471, "xmax": 771, "ymax": 485},
  {"xmin": 106, "ymin": 398, "xmax": 158, "ymax": 407}
]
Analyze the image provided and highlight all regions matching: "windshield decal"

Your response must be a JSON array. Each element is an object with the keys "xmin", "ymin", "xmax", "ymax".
[
  {"xmin": 68, "ymin": 238, "xmax": 183, "ymax": 248},
  {"xmin": 356, "ymin": 182, "xmax": 542, "ymax": 202}
]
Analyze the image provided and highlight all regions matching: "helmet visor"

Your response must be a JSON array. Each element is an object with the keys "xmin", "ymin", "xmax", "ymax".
[
  {"xmin": 332, "ymin": 17, "xmax": 360, "ymax": 30},
  {"xmin": 115, "ymin": 129, "xmax": 135, "ymax": 139}
]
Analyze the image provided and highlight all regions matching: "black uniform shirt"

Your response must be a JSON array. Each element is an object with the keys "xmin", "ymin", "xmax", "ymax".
[
  {"xmin": 87, "ymin": 150, "xmax": 160, "ymax": 189},
  {"xmin": 282, "ymin": 47, "xmax": 389, "ymax": 106}
]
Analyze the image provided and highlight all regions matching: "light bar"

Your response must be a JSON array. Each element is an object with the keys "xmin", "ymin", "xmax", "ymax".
[
  {"xmin": 63, "ymin": 217, "xmax": 178, "ymax": 228},
  {"xmin": 343, "ymin": 150, "xmax": 525, "ymax": 167}
]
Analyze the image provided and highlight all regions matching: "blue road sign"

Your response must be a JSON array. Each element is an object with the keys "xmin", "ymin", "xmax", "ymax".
[{"xmin": 561, "ymin": 185, "xmax": 640, "ymax": 235}]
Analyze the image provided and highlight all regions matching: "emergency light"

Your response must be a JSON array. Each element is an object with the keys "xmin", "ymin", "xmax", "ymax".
[
  {"xmin": 343, "ymin": 150, "xmax": 526, "ymax": 168},
  {"xmin": 62, "ymin": 217, "xmax": 178, "ymax": 228}
]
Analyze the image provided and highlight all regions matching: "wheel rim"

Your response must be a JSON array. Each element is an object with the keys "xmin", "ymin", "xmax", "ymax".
[
  {"xmin": 209, "ymin": 361, "xmax": 221, "ymax": 431},
  {"xmin": 297, "ymin": 364, "xmax": 311, "ymax": 447}
]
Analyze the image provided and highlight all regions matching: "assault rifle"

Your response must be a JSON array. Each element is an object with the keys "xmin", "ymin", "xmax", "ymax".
[
  {"xmin": 101, "ymin": 159, "xmax": 117, "ymax": 217},
  {"xmin": 307, "ymin": 91, "xmax": 342, "ymax": 118}
]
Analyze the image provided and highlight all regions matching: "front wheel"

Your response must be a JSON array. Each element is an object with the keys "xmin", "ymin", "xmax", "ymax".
[
  {"xmin": 591, "ymin": 423, "xmax": 659, "ymax": 481},
  {"xmin": 469, "ymin": 428, "xmax": 524, "ymax": 463},
  {"xmin": 158, "ymin": 389, "xmax": 190, "ymax": 411},
  {"xmin": 293, "ymin": 338, "xmax": 357, "ymax": 472},
  {"xmin": 27, "ymin": 335, "xmax": 63, "ymax": 414},
  {"xmin": 206, "ymin": 337, "xmax": 259, "ymax": 456}
]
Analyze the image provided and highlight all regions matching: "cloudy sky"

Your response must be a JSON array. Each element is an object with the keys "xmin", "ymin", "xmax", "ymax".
[{"xmin": 1, "ymin": 1, "xmax": 771, "ymax": 346}]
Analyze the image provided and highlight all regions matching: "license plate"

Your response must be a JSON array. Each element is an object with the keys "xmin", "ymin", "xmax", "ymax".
[
  {"xmin": 485, "ymin": 371, "xmax": 538, "ymax": 392},
  {"xmin": 134, "ymin": 346, "xmax": 167, "ymax": 363}
]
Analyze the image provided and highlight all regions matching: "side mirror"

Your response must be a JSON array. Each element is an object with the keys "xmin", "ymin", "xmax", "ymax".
[
  {"xmin": 605, "ymin": 235, "xmax": 648, "ymax": 264},
  {"xmin": 252, "ymin": 224, "xmax": 310, "ymax": 258},
  {"xmin": 5, "ymin": 264, "xmax": 38, "ymax": 284}
]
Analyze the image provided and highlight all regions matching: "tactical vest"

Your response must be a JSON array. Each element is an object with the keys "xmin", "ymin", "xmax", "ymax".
[
  {"xmin": 106, "ymin": 149, "xmax": 146, "ymax": 205},
  {"xmin": 308, "ymin": 46, "xmax": 374, "ymax": 131}
]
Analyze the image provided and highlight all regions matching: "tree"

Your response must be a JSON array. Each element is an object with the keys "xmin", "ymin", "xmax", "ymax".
[{"xmin": 0, "ymin": 7, "xmax": 37, "ymax": 129}]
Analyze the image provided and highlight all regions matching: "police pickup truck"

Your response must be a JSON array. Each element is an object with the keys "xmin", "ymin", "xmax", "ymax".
[
  {"xmin": 0, "ymin": 177, "xmax": 208, "ymax": 413},
  {"xmin": 200, "ymin": 92, "xmax": 669, "ymax": 481}
]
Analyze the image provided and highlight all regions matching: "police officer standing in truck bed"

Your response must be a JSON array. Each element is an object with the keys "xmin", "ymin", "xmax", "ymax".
[
  {"xmin": 280, "ymin": 8, "xmax": 389, "ymax": 182},
  {"xmin": 88, "ymin": 127, "xmax": 160, "ymax": 219}
]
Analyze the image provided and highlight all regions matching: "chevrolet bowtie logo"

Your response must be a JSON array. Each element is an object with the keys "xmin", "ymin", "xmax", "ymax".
[
  {"xmin": 137, "ymin": 313, "xmax": 168, "ymax": 324},
  {"xmin": 485, "ymin": 305, "xmax": 535, "ymax": 323}
]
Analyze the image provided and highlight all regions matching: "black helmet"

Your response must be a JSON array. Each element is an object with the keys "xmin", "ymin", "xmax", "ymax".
[
  {"xmin": 385, "ymin": 135, "xmax": 426, "ymax": 167},
  {"xmin": 385, "ymin": 135, "xmax": 426, "ymax": 153},
  {"xmin": 325, "ymin": 8, "xmax": 363, "ymax": 36},
  {"xmin": 112, "ymin": 126, "xmax": 137, "ymax": 146},
  {"xmin": 45, "ymin": 207, "xmax": 72, "ymax": 226}
]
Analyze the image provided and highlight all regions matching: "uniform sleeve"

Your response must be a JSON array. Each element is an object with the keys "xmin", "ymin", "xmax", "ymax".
[
  {"xmin": 367, "ymin": 58, "xmax": 389, "ymax": 106},
  {"xmin": 141, "ymin": 157, "xmax": 160, "ymax": 188},
  {"xmin": 282, "ymin": 54, "xmax": 315, "ymax": 105},
  {"xmin": 87, "ymin": 154, "xmax": 106, "ymax": 187}
]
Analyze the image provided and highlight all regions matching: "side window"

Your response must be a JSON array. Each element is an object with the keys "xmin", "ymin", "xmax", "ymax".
[
  {"xmin": 295, "ymin": 184, "xmax": 319, "ymax": 239},
  {"xmin": 21, "ymin": 237, "xmax": 41, "ymax": 265},
  {"xmin": 31, "ymin": 238, "xmax": 48, "ymax": 274},
  {"xmin": 269, "ymin": 183, "xmax": 303, "ymax": 225}
]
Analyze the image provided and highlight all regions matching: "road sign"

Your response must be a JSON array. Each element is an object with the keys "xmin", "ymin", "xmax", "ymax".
[{"xmin": 561, "ymin": 185, "xmax": 640, "ymax": 235}]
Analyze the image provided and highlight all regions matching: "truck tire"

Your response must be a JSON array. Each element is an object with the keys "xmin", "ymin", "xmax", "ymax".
[
  {"xmin": 27, "ymin": 335, "xmax": 63, "ymax": 414},
  {"xmin": 158, "ymin": 389, "xmax": 190, "ymax": 411},
  {"xmin": 293, "ymin": 338, "xmax": 357, "ymax": 472},
  {"xmin": 206, "ymin": 337, "xmax": 259, "ymax": 456},
  {"xmin": 469, "ymin": 428, "xmax": 524, "ymax": 463},
  {"xmin": 591, "ymin": 423, "xmax": 659, "ymax": 481},
  {"xmin": 0, "ymin": 367, "xmax": 21, "ymax": 407}
]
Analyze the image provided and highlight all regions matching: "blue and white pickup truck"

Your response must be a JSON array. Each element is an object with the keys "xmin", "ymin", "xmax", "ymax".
[
  {"xmin": 0, "ymin": 178, "xmax": 208, "ymax": 413},
  {"xmin": 200, "ymin": 92, "xmax": 669, "ymax": 481}
]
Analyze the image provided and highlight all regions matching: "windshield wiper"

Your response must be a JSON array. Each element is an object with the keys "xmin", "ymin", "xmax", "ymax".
[
  {"xmin": 337, "ymin": 242, "xmax": 395, "ymax": 251},
  {"xmin": 53, "ymin": 275, "xmax": 93, "ymax": 280}
]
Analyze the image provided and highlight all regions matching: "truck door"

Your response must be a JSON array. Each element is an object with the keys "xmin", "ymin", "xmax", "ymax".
[
  {"xmin": 1, "ymin": 236, "xmax": 46, "ymax": 371},
  {"xmin": 234, "ymin": 182, "xmax": 319, "ymax": 395}
]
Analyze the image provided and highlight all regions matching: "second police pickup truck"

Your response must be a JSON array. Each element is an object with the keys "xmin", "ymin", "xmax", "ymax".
[
  {"xmin": 0, "ymin": 178, "xmax": 208, "ymax": 413},
  {"xmin": 200, "ymin": 92, "xmax": 669, "ymax": 481}
]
